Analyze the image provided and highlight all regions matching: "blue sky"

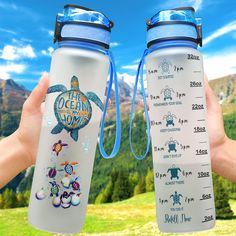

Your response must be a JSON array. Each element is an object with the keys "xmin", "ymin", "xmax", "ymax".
[{"xmin": 0, "ymin": 0, "xmax": 236, "ymax": 90}]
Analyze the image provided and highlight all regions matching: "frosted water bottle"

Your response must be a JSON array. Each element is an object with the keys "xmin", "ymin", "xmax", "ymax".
[
  {"xmin": 28, "ymin": 5, "xmax": 121, "ymax": 234},
  {"xmin": 130, "ymin": 7, "xmax": 215, "ymax": 233}
]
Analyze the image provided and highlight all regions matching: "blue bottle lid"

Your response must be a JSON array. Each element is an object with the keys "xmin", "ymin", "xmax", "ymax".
[
  {"xmin": 146, "ymin": 7, "xmax": 202, "ymax": 48},
  {"xmin": 54, "ymin": 4, "xmax": 114, "ymax": 48}
]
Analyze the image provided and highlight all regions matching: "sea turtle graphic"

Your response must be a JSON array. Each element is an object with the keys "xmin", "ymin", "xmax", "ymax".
[
  {"xmin": 167, "ymin": 165, "xmax": 181, "ymax": 180},
  {"xmin": 49, "ymin": 181, "xmax": 60, "ymax": 197},
  {"xmin": 71, "ymin": 177, "xmax": 81, "ymax": 191},
  {"xmin": 47, "ymin": 166, "xmax": 57, "ymax": 178},
  {"xmin": 161, "ymin": 86, "xmax": 175, "ymax": 101},
  {"xmin": 158, "ymin": 59, "xmax": 172, "ymax": 74},
  {"xmin": 47, "ymin": 76, "xmax": 103, "ymax": 141},
  {"xmin": 52, "ymin": 140, "xmax": 68, "ymax": 156},
  {"xmin": 60, "ymin": 161, "xmax": 78, "ymax": 177},
  {"xmin": 60, "ymin": 191, "xmax": 72, "ymax": 209},
  {"xmin": 163, "ymin": 112, "xmax": 177, "ymax": 127},
  {"xmin": 170, "ymin": 191, "xmax": 183, "ymax": 206},
  {"xmin": 165, "ymin": 137, "xmax": 179, "ymax": 153}
]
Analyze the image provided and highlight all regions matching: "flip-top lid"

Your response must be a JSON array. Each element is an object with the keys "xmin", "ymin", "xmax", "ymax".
[
  {"xmin": 146, "ymin": 7, "xmax": 202, "ymax": 48},
  {"xmin": 54, "ymin": 5, "xmax": 114, "ymax": 48}
]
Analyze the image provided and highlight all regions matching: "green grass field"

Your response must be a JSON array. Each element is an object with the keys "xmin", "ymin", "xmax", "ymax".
[{"xmin": 0, "ymin": 192, "xmax": 236, "ymax": 236}]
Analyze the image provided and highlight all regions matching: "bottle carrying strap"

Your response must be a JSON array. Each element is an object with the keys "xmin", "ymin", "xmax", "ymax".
[
  {"xmin": 129, "ymin": 49, "xmax": 151, "ymax": 160},
  {"xmin": 99, "ymin": 51, "xmax": 121, "ymax": 159},
  {"xmin": 70, "ymin": 42, "xmax": 121, "ymax": 159}
]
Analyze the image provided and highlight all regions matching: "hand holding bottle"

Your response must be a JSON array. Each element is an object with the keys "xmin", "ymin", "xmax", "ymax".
[
  {"xmin": 204, "ymin": 77, "xmax": 236, "ymax": 182},
  {"xmin": 0, "ymin": 73, "xmax": 49, "ymax": 188},
  {"xmin": 16, "ymin": 73, "xmax": 49, "ymax": 167},
  {"xmin": 140, "ymin": 76, "xmax": 236, "ymax": 182}
]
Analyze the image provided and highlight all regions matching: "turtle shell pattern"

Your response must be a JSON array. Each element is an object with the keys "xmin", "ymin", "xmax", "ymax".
[
  {"xmin": 51, "ymin": 185, "xmax": 59, "ymax": 195},
  {"xmin": 54, "ymin": 90, "xmax": 92, "ymax": 131},
  {"xmin": 161, "ymin": 61, "xmax": 169, "ymax": 73},
  {"xmin": 164, "ymin": 88, "xmax": 171, "ymax": 97},
  {"xmin": 65, "ymin": 164, "xmax": 73, "ymax": 175},
  {"xmin": 173, "ymin": 194, "xmax": 181, "ymax": 205}
]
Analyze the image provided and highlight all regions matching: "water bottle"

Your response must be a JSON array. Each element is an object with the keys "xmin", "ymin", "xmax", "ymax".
[
  {"xmin": 130, "ymin": 7, "xmax": 215, "ymax": 233},
  {"xmin": 28, "ymin": 4, "xmax": 121, "ymax": 234}
]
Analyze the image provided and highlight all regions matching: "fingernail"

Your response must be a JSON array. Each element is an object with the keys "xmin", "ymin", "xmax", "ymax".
[
  {"xmin": 42, "ymin": 71, "xmax": 48, "ymax": 78},
  {"xmin": 39, "ymin": 72, "xmax": 48, "ymax": 84}
]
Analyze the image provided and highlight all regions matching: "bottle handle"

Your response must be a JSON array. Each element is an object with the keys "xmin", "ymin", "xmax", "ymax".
[
  {"xmin": 129, "ymin": 49, "xmax": 151, "ymax": 160},
  {"xmin": 99, "ymin": 51, "xmax": 121, "ymax": 159}
]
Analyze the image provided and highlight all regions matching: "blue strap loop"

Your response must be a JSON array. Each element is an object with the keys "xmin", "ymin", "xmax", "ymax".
[
  {"xmin": 129, "ymin": 49, "xmax": 151, "ymax": 160},
  {"xmin": 62, "ymin": 42, "xmax": 121, "ymax": 159},
  {"xmin": 99, "ymin": 51, "xmax": 121, "ymax": 159}
]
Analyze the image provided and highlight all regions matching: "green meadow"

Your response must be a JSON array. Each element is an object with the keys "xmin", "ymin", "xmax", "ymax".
[{"xmin": 0, "ymin": 192, "xmax": 236, "ymax": 236}]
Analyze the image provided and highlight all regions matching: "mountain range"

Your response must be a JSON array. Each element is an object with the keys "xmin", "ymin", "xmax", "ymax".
[
  {"xmin": 0, "ymin": 79, "xmax": 29, "ymax": 114},
  {"xmin": 0, "ymin": 75, "xmax": 235, "ymax": 201},
  {"xmin": 0, "ymin": 74, "xmax": 235, "ymax": 119},
  {"xmin": 0, "ymin": 76, "xmax": 143, "ymax": 121},
  {"xmin": 209, "ymin": 74, "xmax": 236, "ymax": 114}
]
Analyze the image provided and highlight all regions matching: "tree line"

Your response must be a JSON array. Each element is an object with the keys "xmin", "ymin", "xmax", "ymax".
[
  {"xmin": 1, "ymin": 111, "xmax": 236, "ymax": 219},
  {"xmin": 0, "ymin": 189, "xmax": 30, "ymax": 209},
  {"xmin": 1, "ymin": 168, "xmax": 233, "ymax": 219}
]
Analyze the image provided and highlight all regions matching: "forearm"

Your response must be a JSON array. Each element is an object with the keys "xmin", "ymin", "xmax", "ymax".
[
  {"xmin": 0, "ymin": 132, "xmax": 30, "ymax": 189},
  {"xmin": 211, "ymin": 137, "xmax": 236, "ymax": 182}
]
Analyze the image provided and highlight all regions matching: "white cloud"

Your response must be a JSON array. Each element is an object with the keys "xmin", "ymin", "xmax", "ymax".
[
  {"xmin": 133, "ymin": 58, "xmax": 141, "ymax": 64},
  {"xmin": 204, "ymin": 21, "xmax": 236, "ymax": 46},
  {"xmin": 14, "ymin": 78, "xmax": 38, "ymax": 83},
  {"xmin": 40, "ymin": 28, "xmax": 54, "ymax": 38},
  {"xmin": 12, "ymin": 38, "xmax": 33, "ymax": 44},
  {"xmin": 0, "ymin": 27, "xmax": 17, "ymax": 35},
  {"xmin": 203, "ymin": 49, "xmax": 236, "ymax": 80},
  {"xmin": 110, "ymin": 42, "xmax": 120, "ymax": 48},
  {"xmin": 122, "ymin": 64, "xmax": 138, "ymax": 70},
  {"xmin": 48, "ymin": 30, "xmax": 54, "ymax": 37},
  {"xmin": 118, "ymin": 72, "xmax": 136, "ymax": 87},
  {"xmin": 0, "ymin": 1, "xmax": 39, "ymax": 21},
  {"xmin": 0, "ymin": 63, "xmax": 27, "ymax": 79},
  {"xmin": 192, "ymin": 0, "xmax": 203, "ymax": 11},
  {"xmin": 30, "ymin": 70, "xmax": 46, "ymax": 76},
  {"xmin": 155, "ymin": 0, "xmax": 203, "ymax": 12},
  {"xmin": 41, "ymin": 47, "xmax": 54, "ymax": 57},
  {"xmin": 121, "ymin": 47, "xmax": 236, "ymax": 82},
  {"xmin": 0, "ymin": 44, "xmax": 36, "ymax": 61},
  {"xmin": 0, "ymin": 2, "xmax": 17, "ymax": 10}
]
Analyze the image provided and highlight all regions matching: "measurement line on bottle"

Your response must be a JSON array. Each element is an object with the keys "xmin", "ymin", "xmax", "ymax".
[
  {"xmin": 201, "ymin": 164, "xmax": 210, "ymax": 167},
  {"xmin": 202, "ymin": 219, "xmax": 213, "ymax": 223},
  {"xmin": 196, "ymin": 149, "xmax": 208, "ymax": 156},
  {"xmin": 202, "ymin": 215, "xmax": 214, "ymax": 223},
  {"xmin": 190, "ymin": 81, "xmax": 202, "ymax": 87},
  {"xmin": 205, "ymin": 208, "xmax": 213, "ymax": 211},
  {"xmin": 203, "ymin": 186, "xmax": 211, "ymax": 189},
  {"xmin": 200, "ymin": 193, "xmax": 212, "ymax": 200},
  {"xmin": 193, "ymin": 71, "xmax": 202, "ymax": 73},
  {"xmin": 195, "ymin": 96, "xmax": 203, "ymax": 99},
  {"xmin": 198, "ymin": 176, "xmax": 210, "ymax": 179},
  {"xmin": 200, "ymin": 198, "xmax": 211, "ymax": 201},
  {"xmin": 199, "ymin": 141, "xmax": 207, "ymax": 144},
  {"xmin": 192, "ymin": 104, "xmax": 204, "ymax": 110},
  {"xmin": 198, "ymin": 172, "xmax": 210, "ymax": 178},
  {"xmin": 194, "ymin": 127, "xmax": 206, "ymax": 133},
  {"xmin": 197, "ymin": 119, "xmax": 205, "ymax": 122}
]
